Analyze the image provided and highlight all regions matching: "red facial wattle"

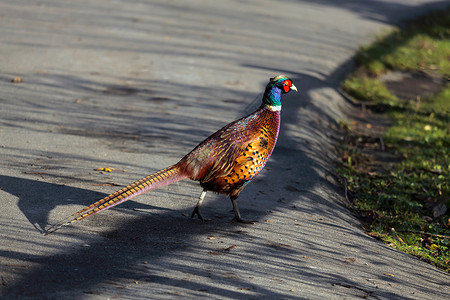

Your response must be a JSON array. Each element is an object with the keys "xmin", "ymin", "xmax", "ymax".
[{"xmin": 282, "ymin": 80, "xmax": 292, "ymax": 92}]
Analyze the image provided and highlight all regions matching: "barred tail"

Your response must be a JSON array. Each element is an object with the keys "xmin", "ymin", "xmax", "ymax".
[{"xmin": 44, "ymin": 164, "xmax": 187, "ymax": 235}]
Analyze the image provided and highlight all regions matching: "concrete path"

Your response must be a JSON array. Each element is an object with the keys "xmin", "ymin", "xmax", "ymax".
[{"xmin": 1, "ymin": 0, "xmax": 449, "ymax": 299}]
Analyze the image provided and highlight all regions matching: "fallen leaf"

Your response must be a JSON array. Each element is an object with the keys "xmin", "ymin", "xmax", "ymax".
[
  {"xmin": 11, "ymin": 76, "xmax": 23, "ymax": 83},
  {"xmin": 384, "ymin": 273, "xmax": 394, "ymax": 277},
  {"xmin": 95, "ymin": 167, "xmax": 114, "ymax": 172},
  {"xmin": 268, "ymin": 242, "xmax": 291, "ymax": 250},
  {"xmin": 225, "ymin": 245, "xmax": 237, "ymax": 251},
  {"xmin": 429, "ymin": 244, "xmax": 440, "ymax": 251},
  {"xmin": 344, "ymin": 257, "xmax": 356, "ymax": 264}
]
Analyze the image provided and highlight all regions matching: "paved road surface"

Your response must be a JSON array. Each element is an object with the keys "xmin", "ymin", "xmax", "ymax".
[{"xmin": 1, "ymin": 0, "xmax": 449, "ymax": 299}]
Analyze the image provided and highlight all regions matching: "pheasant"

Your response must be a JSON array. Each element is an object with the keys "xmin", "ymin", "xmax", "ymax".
[{"xmin": 44, "ymin": 75, "xmax": 297, "ymax": 235}]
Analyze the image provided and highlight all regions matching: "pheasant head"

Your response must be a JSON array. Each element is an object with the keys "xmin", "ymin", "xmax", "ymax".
[{"xmin": 262, "ymin": 75, "xmax": 297, "ymax": 109}]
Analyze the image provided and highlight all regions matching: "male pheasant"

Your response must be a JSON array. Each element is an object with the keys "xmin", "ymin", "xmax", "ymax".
[{"xmin": 44, "ymin": 75, "xmax": 297, "ymax": 235}]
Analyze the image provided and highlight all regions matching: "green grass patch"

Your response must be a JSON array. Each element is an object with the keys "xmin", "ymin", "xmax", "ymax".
[
  {"xmin": 355, "ymin": 9, "xmax": 450, "ymax": 76},
  {"xmin": 342, "ymin": 76, "xmax": 399, "ymax": 105},
  {"xmin": 337, "ymin": 8, "xmax": 450, "ymax": 272}
]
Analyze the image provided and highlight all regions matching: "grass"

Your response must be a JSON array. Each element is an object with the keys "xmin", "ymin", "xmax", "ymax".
[
  {"xmin": 354, "ymin": 10, "xmax": 450, "ymax": 77},
  {"xmin": 342, "ymin": 76, "xmax": 399, "ymax": 105},
  {"xmin": 338, "ymin": 8, "xmax": 450, "ymax": 272}
]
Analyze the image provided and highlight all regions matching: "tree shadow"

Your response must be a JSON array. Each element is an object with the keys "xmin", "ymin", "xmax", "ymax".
[
  {"xmin": 295, "ymin": 0, "xmax": 450, "ymax": 25},
  {"xmin": 1, "ymin": 0, "xmax": 450, "ymax": 299},
  {"xmin": 1, "ymin": 64, "xmax": 419, "ymax": 299},
  {"xmin": 0, "ymin": 175, "xmax": 165, "ymax": 234}
]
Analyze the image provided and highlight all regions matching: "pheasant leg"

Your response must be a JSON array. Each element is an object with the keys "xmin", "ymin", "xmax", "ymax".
[
  {"xmin": 231, "ymin": 197, "xmax": 256, "ymax": 224},
  {"xmin": 191, "ymin": 189, "xmax": 208, "ymax": 221}
]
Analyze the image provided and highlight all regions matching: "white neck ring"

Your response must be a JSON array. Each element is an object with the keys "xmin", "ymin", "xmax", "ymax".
[{"xmin": 265, "ymin": 105, "xmax": 281, "ymax": 112}]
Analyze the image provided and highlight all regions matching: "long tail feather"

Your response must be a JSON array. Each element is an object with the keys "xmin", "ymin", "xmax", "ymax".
[{"xmin": 44, "ymin": 164, "xmax": 187, "ymax": 235}]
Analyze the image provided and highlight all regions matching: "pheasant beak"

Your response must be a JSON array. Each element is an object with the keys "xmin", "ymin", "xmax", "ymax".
[{"xmin": 290, "ymin": 84, "xmax": 298, "ymax": 92}]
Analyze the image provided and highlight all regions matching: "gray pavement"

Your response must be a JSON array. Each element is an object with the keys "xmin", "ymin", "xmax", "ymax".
[{"xmin": 1, "ymin": 0, "xmax": 449, "ymax": 299}]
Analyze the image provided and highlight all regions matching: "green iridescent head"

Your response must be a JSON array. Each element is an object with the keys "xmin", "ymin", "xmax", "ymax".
[{"xmin": 262, "ymin": 75, "xmax": 297, "ymax": 107}]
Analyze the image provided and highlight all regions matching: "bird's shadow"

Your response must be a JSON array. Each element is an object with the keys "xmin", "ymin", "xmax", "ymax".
[{"xmin": 0, "ymin": 175, "xmax": 163, "ymax": 233}]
